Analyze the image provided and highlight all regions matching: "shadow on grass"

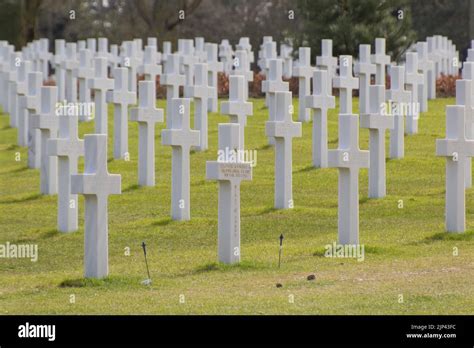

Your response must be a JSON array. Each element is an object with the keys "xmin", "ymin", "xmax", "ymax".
[
  {"xmin": 295, "ymin": 165, "xmax": 317, "ymax": 174},
  {"xmin": 328, "ymin": 138, "xmax": 338, "ymax": 145},
  {"xmin": 13, "ymin": 229, "xmax": 63, "ymax": 244},
  {"xmin": 151, "ymin": 217, "xmax": 173, "ymax": 226},
  {"xmin": 256, "ymin": 144, "xmax": 272, "ymax": 151},
  {"xmin": 0, "ymin": 166, "xmax": 30, "ymax": 175},
  {"xmin": 59, "ymin": 276, "xmax": 141, "ymax": 288},
  {"xmin": 421, "ymin": 231, "xmax": 474, "ymax": 243},
  {"xmin": 0, "ymin": 193, "xmax": 42, "ymax": 204},
  {"xmin": 123, "ymin": 184, "xmax": 140, "ymax": 193},
  {"xmin": 5, "ymin": 144, "xmax": 19, "ymax": 150},
  {"xmin": 188, "ymin": 260, "xmax": 268, "ymax": 276}
]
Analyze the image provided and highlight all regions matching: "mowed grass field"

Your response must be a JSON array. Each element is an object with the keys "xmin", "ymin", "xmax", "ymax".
[{"xmin": 1, "ymin": 96, "xmax": 474, "ymax": 315}]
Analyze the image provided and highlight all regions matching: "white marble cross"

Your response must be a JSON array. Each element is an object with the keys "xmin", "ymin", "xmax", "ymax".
[
  {"xmin": 230, "ymin": 50, "xmax": 253, "ymax": 101},
  {"xmin": 354, "ymin": 44, "xmax": 375, "ymax": 115},
  {"xmin": 219, "ymin": 39, "xmax": 233, "ymax": 75},
  {"xmin": 87, "ymin": 38, "xmax": 97, "ymax": 54},
  {"xmin": 293, "ymin": 47, "xmax": 314, "ymax": 122},
  {"xmin": 7, "ymin": 52, "xmax": 21, "ymax": 128},
  {"xmin": 237, "ymin": 37, "xmax": 254, "ymax": 65},
  {"xmin": 96, "ymin": 38, "xmax": 110, "ymax": 61},
  {"xmin": 109, "ymin": 44, "xmax": 120, "ymax": 69},
  {"xmin": 161, "ymin": 53, "xmax": 185, "ymax": 128},
  {"xmin": 427, "ymin": 36, "xmax": 441, "ymax": 84},
  {"xmin": 23, "ymin": 71, "xmax": 43, "ymax": 169},
  {"xmin": 162, "ymin": 98, "xmax": 200, "ymax": 220},
  {"xmin": 221, "ymin": 75, "xmax": 253, "ymax": 151},
  {"xmin": 138, "ymin": 45, "xmax": 162, "ymax": 82},
  {"xmin": 436, "ymin": 105, "xmax": 474, "ymax": 232},
  {"xmin": 62, "ymin": 43, "xmax": 79, "ymax": 103},
  {"xmin": 47, "ymin": 115, "xmax": 84, "ymax": 232},
  {"xmin": 333, "ymin": 55, "xmax": 358, "ymax": 114},
  {"xmin": 280, "ymin": 43, "xmax": 293, "ymax": 79},
  {"xmin": 89, "ymin": 57, "xmax": 114, "ymax": 134},
  {"xmin": 306, "ymin": 69, "xmax": 336, "ymax": 168},
  {"xmin": 206, "ymin": 123, "xmax": 252, "ymax": 264},
  {"xmin": 265, "ymin": 91, "xmax": 302, "ymax": 209},
  {"xmin": 316, "ymin": 39, "xmax": 338, "ymax": 92},
  {"xmin": 30, "ymin": 86, "xmax": 59, "ymax": 195},
  {"xmin": 386, "ymin": 65, "xmax": 410, "ymax": 159},
  {"xmin": 107, "ymin": 67, "xmax": 137, "ymax": 159},
  {"xmin": 262, "ymin": 59, "xmax": 289, "ymax": 145},
  {"xmin": 54, "ymin": 39, "xmax": 66, "ymax": 101},
  {"xmin": 71, "ymin": 134, "xmax": 121, "ymax": 278},
  {"xmin": 122, "ymin": 41, "xmax": 140, "ymax": 93},
  {"xmin": 194, "ymin": 37, "xmax": 206, "ymax": 62},
  {"xmin": 262, "ymin": 41, "xmax": 277, "ymax": 107},
  {"xmin": 455, "ymin": 79, "xmax": 474, "ymax": 189},
  {"xmin": 405, "ymin": 52, "xmax": 423, "ymax": 135},
  {"xmin": 77, "ymin": 49, "xmax": 94, "ymax": 121},
  {"xmin": 181, "ymin": 40, "xmax": 197, "ymax": 98},
  {"xmin": 205, "ymin": 43, "xmax": 223, "ymax": 112},
  {"xmin": 371, "ymin": 38, "xmax": 390, "ymax": 85},
  {"xmin": 162, "ymin": 41, "xmax": 172, "ymax": 64},
  {"xmin": 15, "ymin": 60, "xmax": 32, "ymax": 146},
  {"xmin": 130, "ymin": 80, "xmax": 164, "ymax": 186},
  {"xmin": 416, "ymin": 42, "xmax": 432, "ymax": 112},
  {"xmin": 37, "ymin": 39, "xmax": 51, "ymax": 81},
  {"xmin": 328, "ymin": 114, "xmax": 369, "ymax": 245},
  {"xmin": 360, "ymin": 85, "xmax": 393, "ymax": 198},
  {"xmin": 185, "ymin": 63, "xmax": 210, "ymax": 151}
]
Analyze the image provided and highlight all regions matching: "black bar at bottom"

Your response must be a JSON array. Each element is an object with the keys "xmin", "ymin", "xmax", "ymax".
[{"xmin": 0, "ymin": 315, "xmax": 473, "ymax": 346}]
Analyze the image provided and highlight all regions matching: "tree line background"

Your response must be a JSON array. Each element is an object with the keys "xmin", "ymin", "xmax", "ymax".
[{"xmin": 0, "ymin": 0, "xmax": 472, "ymax": 65}]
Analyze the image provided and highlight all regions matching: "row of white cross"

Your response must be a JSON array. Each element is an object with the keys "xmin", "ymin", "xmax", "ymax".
[{"xmin": 0, "ymin": 35, "xmax": 462, "ymax": 279}]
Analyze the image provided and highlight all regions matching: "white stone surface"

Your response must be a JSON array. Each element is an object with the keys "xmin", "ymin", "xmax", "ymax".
[
  {"xmin": 205, "ymin": 43, "xmax": 223, "ymax": 112},
  {"xmin": 265, "ymin": 91, "xmax": 302, "ymax": 209},
  {"xmin": 185, "ymin": 63, "xmax": 210, "ymax": 151},
  {"xmin": 405, "ymin": 52, "xmax": 423, "ymax": 135},
  {"xmin": 130, "ymin": 80, "xmax": 164, "ymax": 186},
  {"xmin": 306, "ymin": 69, "xmax": 336, "ymax": 168},
  {"xmin": 161, "ymin": 53, "xmax": 185, "ymax": 128},
  {"xmin": 293, "ymin": 47, "xmax": 314, "ymax": 122},
  {"xmin": 371, "ymin": 38, "xmax": 390, "ymax": 85},
  {"xmin": 455, "ymin": 79, "xmax": 474, "ymax": 189},
  {"xmin": 328, "ymin": 114, "xmax": 369, "ymax": 245},
  {"xmin": 89, "ymin": 57, "xmax": 114, "ymax": 134},
  {"xmin": 54, "ymin": 40, "xmax": 66, "ymax": 101},
  {"xmin": 354, "ymin": 44, "xmax": 375, "ymax": 115},
  {"xmin": 161, "ymin": 98, "xmax": 200, "ymax": 220},
  {"xmin": 47, "ymin": 115, "xmax": 84, "ymax": 232},
  {"xmin": 262, "ymin": 59, "xmax": 289, "ymax": 145},
  {"xmin": 24, "ymin": 71, "xmax": 43, "ymax": 169},
  {"xmin": 360, "ymin": 85, "xmax": 393, "ymax": 198},
  {"xmin": 333, "ymin": 55, "xmax": 358, "ymax": 114},
  {"xmin": 107, "ymin": 67, "xmax": 137, "ymax": 159},
  {"xmin": 386, "ymin": 65, "xmax": 410, "ymax": 159},
  {"xmin": 436, "ymin": 104, "xmax": 474, "ymax": 233},
  {"xmin": 30, "ymin": 86, "xmax": 58, "ymax": 195},
  {"xmin": 62, "ymin": 43, "xmax": 78, "ymax": 103},
  {"xmin": 71, "ymin": 134, "xmax": 121, "ymax": 279},
  {"xmin": 221, "ymin": 75, "xmax": 253, "ymax": 150},
  {"xmin": 77, "ymin": 49, "xmax": 94, "ymax": 121},
  {"xmin": 206, "ymin": 123, "xmax": 252, "ymax": 264},
  {"xmin": 316, "ymin": 39, "xmax": 338, "ymax": 92}
]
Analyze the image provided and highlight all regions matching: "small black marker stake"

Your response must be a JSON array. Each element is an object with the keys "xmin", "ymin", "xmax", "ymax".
[
  {"xmin": 141, "ymin": 241, "xmax": 152, "ymax": 285},
  {"xmin": 278, "ymin": 234, "xmax": 284, "ymax": 268}
]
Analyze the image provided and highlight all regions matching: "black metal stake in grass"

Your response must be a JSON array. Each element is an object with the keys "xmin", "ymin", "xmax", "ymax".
[
  {"xmin": 278, "ymin": 234, "xmax": 284, "ymax": 268},
  {"xmin": 142, "ymin": 241, "xmax": 151, "ymax": 284}
]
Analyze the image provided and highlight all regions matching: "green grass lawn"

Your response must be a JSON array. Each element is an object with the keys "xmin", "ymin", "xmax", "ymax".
[{"xmin": 1, "ymin": 96, "xmax": 474, "ymax": 315}]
